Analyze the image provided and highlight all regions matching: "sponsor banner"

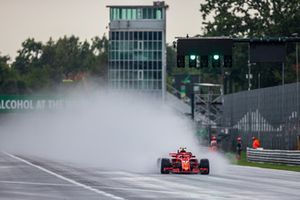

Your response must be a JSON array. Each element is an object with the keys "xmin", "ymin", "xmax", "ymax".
[{"xmin": 0, "ymin": 96, "xmax": 65, "ymax": 112}]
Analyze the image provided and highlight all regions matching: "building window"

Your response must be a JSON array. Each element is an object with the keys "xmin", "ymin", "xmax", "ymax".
[
  {"xmin": 149, "ymin": 32, "xmax": 153, "ymax": 40},
  {"xmin": 155, "ymin": 8, "xmax": 162, "ymax": 19},
  {"xmin": 149, "ymin": 8, "xmax": 154, "ymax": 19},
  {"xmin": 153, "ymin": 32, "xmax": 157, "ymax": 40},
  {"xmin": 153, "ymin": 42, "xmax": 157, "ymax": 50},
  {"xmin": 134, "ymin": 32, "xmax": 138, "ymax": 40},
  {"xmin": 142, "ymin": 8, "xmax": 147, "ymax": 19},
  {"xmin": 138, "ymin": 41, "xmax": 143, "ymax": 51},
  {"xmin": 148, "ymin": 41, "xmax": 152, "ymax": 50},
  {"xmin": 137, "ymin": 70, "xmax": 144, "ymax": 80},
  {"xmin": 121, "ymin": 9, "xmax": 127, "ymax": 19},
  {"xmin": 138, "ymin": 32, "xmax": 143, "ymax": 40},
  {"xmin": 127, "ymin": 9, "xmax": 131, "ymax": 20},
  {"xmin": 111, "ymin": 32, "xmax": 114, "ymax": 40},
  {"xmin": 137, "ymin": 8, "xmax": 142, "ymax": 19},
  {"xmin": 158, "ymin": 31, "xmax": 162, "ymax": 40},
  {"xmin": 158, "ymin": 41, "xmax": 162, "ymax": 49},
  {"xmin": 132, "ymin": 9, "xmax": 137, "ymax": 20},
  {"xmin": 120, "ymin": 31, "xmax": 124, "ymax": 40},
  {"xmin": 111, "ymin": 8, "xmax": 122, "ymax": 20},
  {"xmin": 141, "ymin": 8, "xmax": 161, "ymax": 19},
  {"xmin": 110, "ymin": 7, "xmax": 163, "ymax": 21},
  {"xmin": 129, "ymin": 32, "xmax": 133, "ymax": 40},
  {"xmin": 143, "ymin": 32, "xmax": 148, "ymax": 40}
]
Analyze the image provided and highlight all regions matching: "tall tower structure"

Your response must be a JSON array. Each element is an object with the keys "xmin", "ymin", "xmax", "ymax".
[{"xmin": 107, "ymin": 1, "xmax": 168, "ymax": 98}]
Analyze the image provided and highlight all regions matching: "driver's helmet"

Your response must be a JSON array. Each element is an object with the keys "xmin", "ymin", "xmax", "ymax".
[
  {"xmin": 179, "ymin": 147, "xmax": 186, "ymax": 152},
  {"xmin": 211, "ymin": 136, "xmax": 217, "ymax": 140}
]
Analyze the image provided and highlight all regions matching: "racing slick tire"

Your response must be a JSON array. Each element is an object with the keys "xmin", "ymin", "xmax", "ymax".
[
  {"xmin": 160, "ymin": 158, "xmax": 171, "ymax": 174},
  {"xmin": 199, "ymin": 159, "xmax": 210, "ymax": 175}
]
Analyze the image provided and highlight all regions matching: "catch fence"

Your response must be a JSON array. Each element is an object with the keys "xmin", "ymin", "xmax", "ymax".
[{"xmin": 222, "ymin": 82, "xmax": 300, "ymax": 150}]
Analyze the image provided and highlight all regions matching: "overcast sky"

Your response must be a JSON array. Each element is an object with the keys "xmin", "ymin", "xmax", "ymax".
[{"xmin": 0, "ymin": 0, "xmax": 205, "ymax": 59}]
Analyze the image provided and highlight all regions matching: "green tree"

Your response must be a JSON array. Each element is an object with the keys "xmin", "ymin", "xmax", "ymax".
[
  {"xmin": 90, "ymin": 35, "xmax": 108, "ymax": 77},
  {"xmin": 166, "ymin": 44, "xmax": 176, "ymax": 74},
  {"xmin": 13, "ymin": 38, "xmax": 43, "ymax": 75},
  {"xmin": 200, "ymin": 0, "xmax": 300, "ymax": 37},
  {"xmin": 0, "ymin": 54, "xmax": 11, "ymax": 81},
  {"xmin": 0, "ymin": 54, "xmax": 28, "ymax": 94},
  {"xmin": 12, "ymin": 38, "xmax": 53, "ymax": 91},
  {"xmin": 54, "ymin": 35, "xmax": 81, "ymax": 78},
  {"xmin": 6, "ymin": 35, "xmax": 109, "ymax": 94},
  {"xmin": 40, "ymin": 38, "xmax": 63, "ymax": 84}
]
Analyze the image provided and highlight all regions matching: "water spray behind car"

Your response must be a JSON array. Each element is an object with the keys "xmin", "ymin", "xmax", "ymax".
[{"xmin": 0, "ymin": 87, "xmax": 229, "ymax": 174}]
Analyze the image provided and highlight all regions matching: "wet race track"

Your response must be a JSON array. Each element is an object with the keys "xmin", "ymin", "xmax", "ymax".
[{"xmin": 0, "ymin": 152, "xmax": 299, "ymax": 200}]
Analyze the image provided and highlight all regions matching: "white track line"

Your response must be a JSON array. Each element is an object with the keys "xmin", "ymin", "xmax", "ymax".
[
  {"xmin": 0, "ymin": 180, "xmax": 73, "ymax": 187},
  {"xmin": 4, "ymin": 152, "xmax": 126, "ymax": 200}
]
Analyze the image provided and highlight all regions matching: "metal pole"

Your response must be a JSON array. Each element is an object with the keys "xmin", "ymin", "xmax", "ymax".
[
  {"xmin": 207, "ymin": 90, "xmax": 212, "ymax": 145},
  {"xmin": 297, "ymin": 41, "xmax": 299, "ymax": 83},
  {"xmin": 221, "ymin": 56, "xmax": 225, "ymax": 95},
  {"xmin": 248, "ymin": 43, "xmax": 251, "ymax": 91},
  {"xmin": 296, "ymin": 40, "xmax": 299, "ymax": 140},
  {"xmin": 281, "ymin": 61, "xmax": 285, "ymax": 148},
  {"xmin": 282, "ymin": 62, "xmax": 285, "ymax": 85},
  {"xmin": 191, "ymin": 93, "xmax": 195, "ymax": 120},
  {"xmin": 258, "ymin": 73, "xmax": 261, "ymax": 89},
  {"xmin": 258, "ymin": 73, "xmax": 261, "ymax": 134}
]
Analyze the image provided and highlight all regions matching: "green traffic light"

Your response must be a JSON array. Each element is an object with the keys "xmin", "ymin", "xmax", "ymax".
[
  {"xmin": 190, "ymin": 55, "xmax": 196, "ymax": 60},
  {"xmin": 213, "ymin": 54, "xmax": 220, "ymax": 60}
]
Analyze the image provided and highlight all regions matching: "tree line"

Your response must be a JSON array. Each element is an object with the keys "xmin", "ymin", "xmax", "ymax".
[{"xmin": 0, "ymin": 35, "xmax": 108, "ymax": 94}]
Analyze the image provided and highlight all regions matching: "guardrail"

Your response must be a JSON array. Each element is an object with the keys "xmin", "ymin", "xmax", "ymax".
[{"xmin": 247, "ymin": 147, "xmax": 300, "ymax": 166}]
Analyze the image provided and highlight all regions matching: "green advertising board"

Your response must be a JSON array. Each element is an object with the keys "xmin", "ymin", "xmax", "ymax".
[{"xmin": 0, "ymin": 95, "xmax": 65, "ymax": 112}]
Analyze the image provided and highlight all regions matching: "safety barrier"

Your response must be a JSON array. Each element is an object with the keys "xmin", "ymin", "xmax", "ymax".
[{"xmin": 247, "ymin": 147, "xmax": 300, "ymax": 166}]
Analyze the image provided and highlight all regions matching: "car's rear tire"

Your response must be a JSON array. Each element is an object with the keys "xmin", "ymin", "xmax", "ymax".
[
  {"xmin": 160, "ymin": 158, "xmax": 171, "ymax": 174},
  {"xmin": 199, "ymin": 159, "xmax": 210, "ymax": 175}
]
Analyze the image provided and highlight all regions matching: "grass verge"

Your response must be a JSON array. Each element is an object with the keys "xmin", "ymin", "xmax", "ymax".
[{"xmin": 226, "ymin": 152, "xmax": 300, "ymax": 172}]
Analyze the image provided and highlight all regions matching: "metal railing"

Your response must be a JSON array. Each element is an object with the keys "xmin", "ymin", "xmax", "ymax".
[{"xmin": 247, "ymin": 147, "xmax": 300, "ymax": 166}]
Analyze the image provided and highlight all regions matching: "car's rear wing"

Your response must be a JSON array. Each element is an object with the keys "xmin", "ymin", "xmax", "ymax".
[
  {"xmin": 169, "ymin": 152, "xmax": 196, "ymax": 157},
  {"xmin": 169, "ymin": 153, "xmax": 177, "ymax": 157}
]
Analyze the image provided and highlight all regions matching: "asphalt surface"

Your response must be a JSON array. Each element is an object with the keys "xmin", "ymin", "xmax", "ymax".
[{"xmin": 0, "ymin": 152, "xmax": 299, "ymax": 200}]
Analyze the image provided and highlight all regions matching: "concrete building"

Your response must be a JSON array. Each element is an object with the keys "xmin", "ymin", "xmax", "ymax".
[{"xmin": 107, "ymin": 1, "xmax": 168, "ymax": 98}]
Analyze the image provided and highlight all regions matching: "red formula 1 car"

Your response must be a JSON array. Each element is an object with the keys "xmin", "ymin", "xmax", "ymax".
[{"xmin": 159, "ymin": 147, "xmax": 209, "ymax": 174}]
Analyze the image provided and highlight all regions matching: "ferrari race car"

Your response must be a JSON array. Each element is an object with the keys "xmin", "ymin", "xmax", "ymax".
[{"xmin": 158, "ymin": 147, "xmax": 209, "ymax": 174}]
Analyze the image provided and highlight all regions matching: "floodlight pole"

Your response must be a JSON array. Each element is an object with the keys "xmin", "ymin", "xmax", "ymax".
[
  {"xmin": 248, "ymin": 63, "xmax": 251, "ymax": 90},
  {"xmin": 221, "ymin": 56, "xmax": 225, "ymax": 95},
  {"xmin": 207, "ymin": 89, "xmax": 212, "ymax": 145},
  {"xmin": 296, "ymin": 37, "xmax": 299, "ymax": 136},
  {"xmin": 282, "ymin": 62, "xmax": 285, "ymax": 85},
  {"xmin": 247, "ymin": 43, "xmax": 252, "ymax": 91}
]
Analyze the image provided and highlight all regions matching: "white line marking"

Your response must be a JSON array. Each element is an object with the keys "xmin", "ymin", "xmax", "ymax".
[
  {"xmin": 4, "ymin": 152, "xmax": 126, "ymax": 200},
  {"xmin": 1, "ymin": 190, "xmax": 69, "ymax": 199},
  {"xmin": 0, "ymin": 180, "xmax": 73, "ymax": 187}
]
